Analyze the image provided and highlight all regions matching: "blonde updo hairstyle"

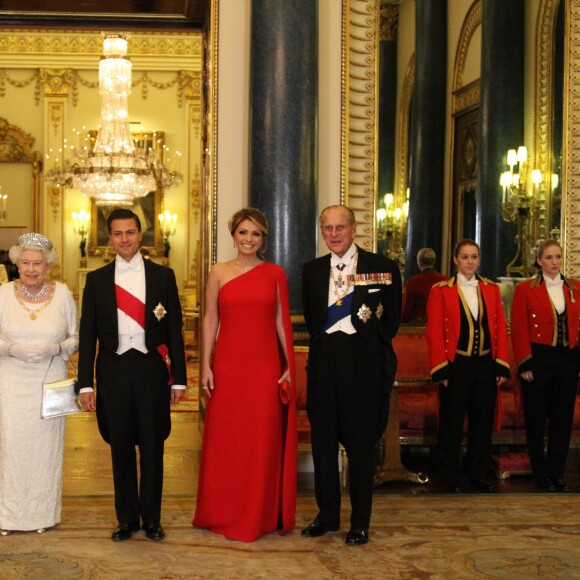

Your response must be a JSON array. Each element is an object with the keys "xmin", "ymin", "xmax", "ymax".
[{"xmin": 228, "ymin": 207, "xmax": 269, "ymax": 256}]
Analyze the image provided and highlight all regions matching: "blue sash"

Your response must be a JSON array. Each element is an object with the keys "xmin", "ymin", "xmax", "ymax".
[{"xmin": 322, "ymin": 292, "xmax": 353, "ymax": 333}]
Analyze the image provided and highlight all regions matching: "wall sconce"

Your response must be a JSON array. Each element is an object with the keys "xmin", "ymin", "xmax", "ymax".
[
  {"xmin": 500, "ymin": 146, "xmax": 543, "ymax": 277},
  {"xmin": 0, "ymin": 187, "xmax": 8, "ymax": 221},
  {"xmin": 376, "ymin": 191, "xmax": 409, "ymax": 267},
  {"xmin": 158, "ymin": 209, "xmax": 177, "ymax": 264},
  {"xmin": 72, "ymin": 209, "xmax": 91, "ymax": 268}
]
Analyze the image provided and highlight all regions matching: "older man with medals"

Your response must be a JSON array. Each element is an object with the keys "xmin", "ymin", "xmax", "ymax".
[
  {"xmin": 77, "ymin": 208, "xmax": 186, "ymax": 542},
  {"xmin": 301, "ymin": 205, "xmax": 402, "ymax": 546}
]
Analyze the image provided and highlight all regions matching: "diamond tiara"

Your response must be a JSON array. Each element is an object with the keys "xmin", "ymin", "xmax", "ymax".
[{"xmin": 18, "ymin": 232, "xmax": 53, "ymax": 250}]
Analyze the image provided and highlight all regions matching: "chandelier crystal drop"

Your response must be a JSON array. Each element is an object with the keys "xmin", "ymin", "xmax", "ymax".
[{"xmin": 46, "ymin": 35, "xmax": 182, "ymax": 207}]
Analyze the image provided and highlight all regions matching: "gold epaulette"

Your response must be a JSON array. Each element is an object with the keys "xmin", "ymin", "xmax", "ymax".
[
  {"xmin": 435, "ymin": 278, "xmax": 454, "ymax": 288},
  {"xmin": 478, "ymin": 276, "xmax": 496, "ymax": 286}
]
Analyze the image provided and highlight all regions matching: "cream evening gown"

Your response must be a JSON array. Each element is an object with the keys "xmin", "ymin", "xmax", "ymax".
[{"xmin": 0, "ymin": 281, "xmax": 78, "ymax": 531}]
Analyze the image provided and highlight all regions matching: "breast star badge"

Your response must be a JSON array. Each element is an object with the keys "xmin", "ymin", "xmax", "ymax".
[
  {"xmin": 357, "ymin": 303, "xmax": 372, "ymax": 323},
  {"xmin": 376, "ymin": 303, "xmax": 384, "ymax": 319},
  {"xmin": 153, "ymin": 302, "xmax": 167, "ymax": 321}
]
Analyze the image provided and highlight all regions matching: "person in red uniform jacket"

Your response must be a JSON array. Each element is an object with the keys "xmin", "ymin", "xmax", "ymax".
[
  {"xmin": 511, "ymin": 239, "xmax": 580, "ymax": 492},
  {"xmin": 402, "ymin": 248, "xmax": 447, "ymax": 323},
  {"xmin": 426, "ymin": 239, "xmax": 510, "ymax": 493}
]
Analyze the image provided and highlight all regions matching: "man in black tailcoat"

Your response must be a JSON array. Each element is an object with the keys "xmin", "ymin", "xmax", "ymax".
[
  {"xmin": 301, "ymin": 205, "xmax": 401, "ymax": 545},
  {"xmin": 78, "ymin": 208, "xmax": 186, "ymax": 542}
]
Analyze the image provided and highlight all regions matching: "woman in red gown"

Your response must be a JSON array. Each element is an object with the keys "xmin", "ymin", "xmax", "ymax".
[{"xmin": 193, "ymin": 208, "xmax": 296, "ymax": 542}]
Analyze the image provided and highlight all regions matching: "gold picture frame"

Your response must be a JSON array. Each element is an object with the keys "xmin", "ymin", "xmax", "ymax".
[{"xmin": 88, "ymin": 131, "xmax": 165, "ymax": 258}]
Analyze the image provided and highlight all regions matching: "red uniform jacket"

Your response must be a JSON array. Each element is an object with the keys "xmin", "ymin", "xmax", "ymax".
[
  {"xmin": 511, "ymin": 274, "xmax": 580, "ymax": 371},
  {"xmin": 426, "ymin": 276, "xmax": 511, "ymax": 379},
  {"xmin": 402, "ymin": 269, "xmax": 447, "ymax": 322}
]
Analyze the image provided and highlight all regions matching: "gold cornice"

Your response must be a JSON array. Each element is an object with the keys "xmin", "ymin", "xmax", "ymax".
[
  {"xmin": 0, "ymin": 30, "xmax": 201, "ymax": 70},
  {"xmin": 452, "ymin": 0, "xmax": 482, "ymax": 92}
]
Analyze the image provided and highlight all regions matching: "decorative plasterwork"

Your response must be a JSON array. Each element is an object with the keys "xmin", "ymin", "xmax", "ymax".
[
  {"xmin": 342, "ymin": 0, "xmax": 378, "ymax": 251},
  {"xmin": 534, "ymin": 0, "xmax": 560, "ymax": 246},
  {"xmin": 0, "ymin": 31, "xmax": 201, "ymax": 71},
  {"xmin": 452, "ymin": 0, "xmax": 482, "ymax": 94},
  {"xmin": 564, "ymin": 2, "xmax": 580, "ymax": 276},
  {"xmin": 379, "ymin": 3, "xmax": 399, "ymax": 43},
  {"xmin": 453, "ymin": 80, "xmax": 480, "ymax": 115}
]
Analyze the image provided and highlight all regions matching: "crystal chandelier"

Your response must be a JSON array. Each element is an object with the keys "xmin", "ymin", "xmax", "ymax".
[{"xmin": 46, "ymin": 35, "xmax": 182, "ymax": 206}]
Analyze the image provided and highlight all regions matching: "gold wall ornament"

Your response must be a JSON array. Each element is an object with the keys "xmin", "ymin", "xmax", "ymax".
[
  {"xmin": 563, "ymin": 2, "xmax": 580, "ymax": 276},
  {"xmin": 380, "ymin": 3, "xmax": 400, "ymax": 43},
  {"xmin": 452, "ymin": 0, "xmax": 482, "ymax": 93},
  {"xmin": 534, "ymin": 0, "xmax": 564, "ymax": 247},
  {"xmin": 47, "ymin": 185, "xmax": 62, "ymax": 224},
  {"xmin": 39, "ymin": 68, "xmax": 73, "ymax": 97},
  {"xmin": 342, "ymin": 0, "xmax": 379, "ymax": 252}
]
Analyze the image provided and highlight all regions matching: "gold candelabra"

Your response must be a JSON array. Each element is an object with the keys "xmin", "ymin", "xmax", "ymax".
[{"xmin": 499, "ymin": 146, "xmax": 544, "ymax": 278}]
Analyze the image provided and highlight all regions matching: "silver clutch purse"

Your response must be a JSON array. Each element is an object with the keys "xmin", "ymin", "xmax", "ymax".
[{"xmin": 41, "ymin": 356, "xmax": 81, "ymax": 419}]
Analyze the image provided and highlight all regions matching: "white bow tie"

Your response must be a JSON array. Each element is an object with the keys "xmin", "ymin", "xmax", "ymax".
[
  {"xmin": 117, "ymin": 260, "xmax": 141, "ymax": 273},
  {"xmin": 459, "ymin": 279, "xmax": 478, "ymax": 288}
]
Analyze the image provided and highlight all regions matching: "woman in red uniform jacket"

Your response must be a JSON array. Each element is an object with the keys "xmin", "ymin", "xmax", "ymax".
[
  {"xmin": 426, "ymin": 239, "xmax": 510, "ymax": 493},
  {"xmin": 511, "ymin": 239, "xmax": 580, "ymax": 492}
]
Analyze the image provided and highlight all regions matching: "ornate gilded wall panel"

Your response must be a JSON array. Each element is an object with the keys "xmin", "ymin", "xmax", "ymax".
[
  {"xmin": 342, "ymin": 0, "xmax": 378, "ymax": 251},
  {"xmin": 563, "ymin": 2, "xmax": 580, "ymax": 276}
]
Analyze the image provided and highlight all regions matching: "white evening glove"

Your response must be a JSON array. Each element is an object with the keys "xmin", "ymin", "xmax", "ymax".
[
  {"xmin": 37, "ymin": 343, "xmax": 60, "ymax": 357},
  {"xmin": 9, "ymin": 343, "xmax": 58, "ymax": 363},
  {"xmin": 9, "ymin": 344, "xmax": 43, "ymax": 363}
]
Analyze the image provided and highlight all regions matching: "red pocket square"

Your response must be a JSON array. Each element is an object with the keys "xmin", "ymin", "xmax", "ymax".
[{"xmin": 279, "ymin": 380, "xmax": 291, "ymax": 405}]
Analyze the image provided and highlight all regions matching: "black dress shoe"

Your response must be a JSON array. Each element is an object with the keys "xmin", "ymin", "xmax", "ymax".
[
  {"xmin": 470, "ymin": 479, "xmax": 496, "ymax": 493},
  {"xmin": 142, "ymin": 522, "xmax": 165, "ymax": 541},
  {"xmin": 301, "ymin": 518, "xmax": 339, "ymax": 538},
  {"xmin": 345, "ymin": 528, "xmax": 369, "ymax": 546},
  {"xmin": 551, "ymin": 477, "xmax": 571, "ymax": 492},
  {"xmin": 111, "ymin": 522, "xmax": 140, "ymax": 541},
  {"xmin": 536, "ymin": 477, "xmax": 556, "ymax": 492}
]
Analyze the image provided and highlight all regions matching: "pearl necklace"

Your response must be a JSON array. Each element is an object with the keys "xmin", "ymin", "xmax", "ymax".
[
  {"xmin": 20, "ymin": 281, "xmax": 49, "ymax": 302},
  {"xmin": 235, "ymin": 260, "xmax": 261, "ymax": 272}
]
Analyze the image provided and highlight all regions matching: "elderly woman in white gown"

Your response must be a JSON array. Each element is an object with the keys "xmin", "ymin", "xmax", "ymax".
[{"xmin": 0, "ymin": 233, "xmax": 78, "ymax": 535}]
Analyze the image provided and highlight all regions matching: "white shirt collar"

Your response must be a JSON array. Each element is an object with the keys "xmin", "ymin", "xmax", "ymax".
[
  {"xmin": 330, "ymin": 244, "xmax": 357, "ymax": 268},
  {"xmin": 115, "ymin": 252, "xmax": 144, "ymax": 272}
]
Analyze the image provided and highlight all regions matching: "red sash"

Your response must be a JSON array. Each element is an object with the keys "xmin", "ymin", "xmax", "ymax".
[{"xmin": 115, "ymin": 284, "xmax": 145, "ymax": 329}]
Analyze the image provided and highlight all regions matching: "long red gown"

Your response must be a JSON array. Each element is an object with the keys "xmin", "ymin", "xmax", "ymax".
[{"xmin": 193, "ymin": 262, "xmax": 297, "ymax": 542}]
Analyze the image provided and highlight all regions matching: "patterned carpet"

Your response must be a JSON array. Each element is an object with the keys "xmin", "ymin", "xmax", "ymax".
[{"xmin": 1, "ymin": 494, "xmax": 580, "ymax": 579}]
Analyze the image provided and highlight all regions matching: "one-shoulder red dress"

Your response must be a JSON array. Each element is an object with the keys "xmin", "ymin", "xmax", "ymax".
[{"xmin": 193, "ymin": 262, "xmax": 297, "ymax": 542}]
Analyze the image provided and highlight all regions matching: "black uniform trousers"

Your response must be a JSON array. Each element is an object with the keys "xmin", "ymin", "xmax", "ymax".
[
  {"xmin": 96, "ymin": 348, "xmax": 170, "ymax": 525},
  {"xmin": 307, "ymin": 331, "xmax": 383, "ymax": 530},
  {"xmin": 438, "ymin": 353, "xmax": 496, "ymax": 484},
  {"xmin": 523, "ymin": 343, "xmax": 579, "ymax": 479}
]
